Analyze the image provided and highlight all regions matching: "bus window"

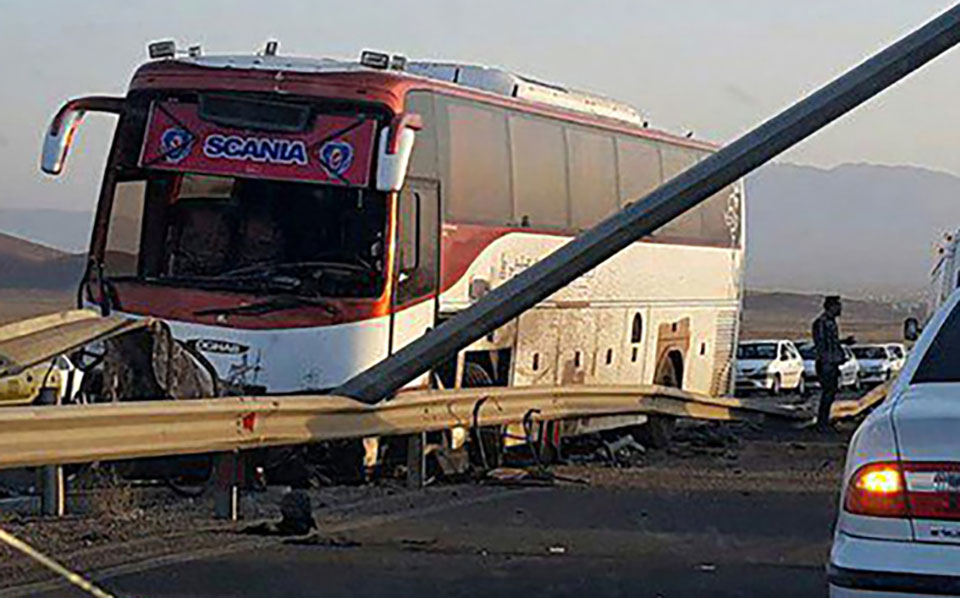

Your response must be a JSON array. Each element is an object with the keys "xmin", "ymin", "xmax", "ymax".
[
  {"xmin": 616, "ymin": 137, "xmax": 661, "ymax": 207},
  {"xmin": 398, "ymin": 189, "xmax": 420, "ymax": 273},
  {"xmin": 404, "ymin": 91, "xmax": 438, "ymax": 179},
  {"xmin": 655, "ymin": 146, "xmax": 703, "ymax": 240},
  {"xmin": 103, "ymin": 180, "xmax": 147, "ymax": 277},
  {"xmin": 439, "ymin": 98, "xmax": 511, "ymax": 225},
  {"xmin": 509, "ymin": 114, "xmax": 569, "ymax": 229},
  {"xmin": 396, "ymin": 180, "xmax": 439, "ymax": 305},
  {"xmin": 567, "ymin": 127, "xmax": 617, "ymax": 229}
]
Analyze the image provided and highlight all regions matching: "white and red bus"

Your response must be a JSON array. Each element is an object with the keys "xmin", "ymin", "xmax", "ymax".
[{"xmin": 43, "ymin": 44, "xmax": 745, "ymax": 432}]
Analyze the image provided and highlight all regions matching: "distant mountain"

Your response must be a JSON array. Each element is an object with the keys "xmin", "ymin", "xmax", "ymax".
[
  {"xmin": 742, "ymin": 290, "xmax": 918, "ymax": 343},
  {"xmin": 745, "ymin": 163, "xmax": 960, "ymax": 298},
  {"xmin": 0, "ymin": 232, "xmax": 85, "ymax": 290},
  {"xmin": 0, "ymin": 208, "xmax": 93, "ymax": 254}
]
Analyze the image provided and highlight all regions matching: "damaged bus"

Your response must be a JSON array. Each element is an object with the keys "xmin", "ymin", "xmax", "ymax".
[{"xmin": 41, "ymin": 41, "xmax": 745, "ymax": 451}]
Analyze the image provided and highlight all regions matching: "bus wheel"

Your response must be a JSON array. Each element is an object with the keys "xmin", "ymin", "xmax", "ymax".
[
  {"xmin": 633, "ymin": 353, "xmax": 680, "ymax": 449},
  {"xmin": 463, "ymin": 362, "xmax": 504, "ymax": 470},
  {"xmin": 163, "ymin": 454, "xmax": 214, "ymax": 498}
]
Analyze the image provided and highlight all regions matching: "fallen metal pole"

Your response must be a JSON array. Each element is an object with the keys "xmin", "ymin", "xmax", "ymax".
[{"xmin": 337, "ymin": 4, "xmax": 960, "ymax": 403}]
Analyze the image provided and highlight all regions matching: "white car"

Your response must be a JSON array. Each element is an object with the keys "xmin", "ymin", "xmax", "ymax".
[
  {"xmin": 851, "ymin": 344, "xmax": 899, "ymax": 385},
  {"xmin": 735, "ymin": 340, "xmax": 805, "ymax": 396},
  {"xmin": 797, "ymin": 343, "xmax": 861, "ymax": 392},
  {"xmin": 886, "ymin": 343, "xmax": 908, "ymax": 373},
  {"xmin": 829, "ymin": 290, "xmax": 960, "ymax": 597}
]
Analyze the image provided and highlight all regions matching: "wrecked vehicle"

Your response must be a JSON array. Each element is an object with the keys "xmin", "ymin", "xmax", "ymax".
[{"xmin": 38, "ymin": 41, "xmax": 747, "ymax": 473}]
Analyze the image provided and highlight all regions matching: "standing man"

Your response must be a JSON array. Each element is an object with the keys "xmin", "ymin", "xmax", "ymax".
[{"xmin": 812, "ymin": 296, "xmax": 845, "ymax": 430}]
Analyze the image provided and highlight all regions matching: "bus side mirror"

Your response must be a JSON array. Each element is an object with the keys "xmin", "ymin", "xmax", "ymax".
[
  {"xmin": 41, "ymin": 108, "xmax": 85, "ymax": 175},
  {"xmin": 904, "ymin": 317, "xmax": 921, "ymax": 342},
  {"xmin": 376, "ymin": 113, "xmax": 422, "ymax": 192},
  {"xmin": 40, "ymin": 96, "xmax": 125, "ymax": 176}
]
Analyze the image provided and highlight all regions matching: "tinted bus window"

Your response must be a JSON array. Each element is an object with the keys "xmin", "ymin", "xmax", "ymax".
[
  {"xmin": 104, "ymin": 180, "xmax": 148, "ymax": 277},
  {"xmin": 616, "ymin": 137, "xmax": 661, "ymax": 207},
  {"xmin": 656, "ymin": 146, "xmax": 703, "ymax": 240},
  {"xmin": 405, "ymin": 91, "xmax": 438, "ymax": 179},
  {"xmin": 438, "ymin": 97, "xmax": 511, "ymax": 225},
  {"xmin": 396, "ymin": 180, "xmax": 439, "ymax": 305},
  {"xmin": 509, "ymin": 114, "xmax": 569, "ymax": 229},
  {"xmin": 567, "ymin": 127, "xmax": 618, "ymax": 229}
]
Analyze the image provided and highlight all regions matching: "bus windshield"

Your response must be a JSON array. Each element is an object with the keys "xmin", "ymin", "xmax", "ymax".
[{"xmin": 102, "ymin": 172, "xmax": 387, "ymax": 298}]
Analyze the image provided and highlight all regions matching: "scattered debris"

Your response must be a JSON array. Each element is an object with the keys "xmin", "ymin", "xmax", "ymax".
[
  {"xmin": 600, "ymin": 435, "xmax": 647, "ymax": 468},
  {"xmin": 698, "ymin": 563, "xmax": 717, "ymax": 572},
  {"xmin": 242, "ymin": 490, "xmax": 316, "ymax": 536},
  {"xmin": 287, "ymin": 535, "xmax": 361, "ymax": 548},
  {"xmin": 548, "ymin": 545, "xmax": 567, "ymax": 555}
]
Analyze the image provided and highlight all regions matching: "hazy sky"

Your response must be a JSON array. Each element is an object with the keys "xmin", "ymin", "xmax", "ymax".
[{"xmin": 2, "ymin": 0, "xmax": 959, "ymax": 213}]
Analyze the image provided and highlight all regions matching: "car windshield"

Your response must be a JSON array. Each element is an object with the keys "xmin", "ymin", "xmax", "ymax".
[
  {"xmin": 737, "ymin": 343, "xmax": 778, "ymax": 359},
  {"xmin": 852, "ymin": 347, "xmax": 887, "ymax": 359},
  {"xmin": 797, "ymin": 344, "xmax": 816, "ymax": 359},
  {"xmin": 888, "ymin": 346, "xmax": 904, "ymax": 358}
]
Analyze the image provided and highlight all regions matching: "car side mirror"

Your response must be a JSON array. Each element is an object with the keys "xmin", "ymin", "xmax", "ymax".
[{"xmin": 904, "ymin": 317, "xmax": 921, "ymax": 342}]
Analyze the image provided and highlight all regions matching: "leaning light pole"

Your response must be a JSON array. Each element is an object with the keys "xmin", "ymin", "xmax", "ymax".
[{"xmin": 337, "ymin": 4, "xmax": 960, "ymax": 403}]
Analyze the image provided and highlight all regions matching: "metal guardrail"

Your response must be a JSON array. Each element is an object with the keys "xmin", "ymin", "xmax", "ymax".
[
  {"xmin": 0, "ymin": 384, "xmax": 796, "ymax": 470},
  {"xmin": 830, "ymin": 381, "xmax": 890, "ymax": 420},
  {"xmin": 0, "ymin": 309, "xmax": 150, "ymax": 378}
]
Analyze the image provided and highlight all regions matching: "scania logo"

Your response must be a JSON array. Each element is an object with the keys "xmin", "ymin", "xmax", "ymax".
[
  {"xmin": 160, "ymin": 127, "xmax": 194, "ymax": 163},
  {"xmin": 193, "ymin": 339, "xmax": 249, "ymax": 355},
  {"xmin": 319, "ymin": 140, "xmax": 354, "ymax": 176}
]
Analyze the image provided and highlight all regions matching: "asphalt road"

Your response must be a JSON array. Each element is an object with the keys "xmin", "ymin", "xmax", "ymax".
[{"xmin": 34, "ymin": 477, "xmax": 837, "ymax": 598}]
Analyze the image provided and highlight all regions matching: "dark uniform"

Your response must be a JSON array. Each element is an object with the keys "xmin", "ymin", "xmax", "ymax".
[{"xmin": 812, "ymin": 310, "xmax": 844, "ymax": 427}]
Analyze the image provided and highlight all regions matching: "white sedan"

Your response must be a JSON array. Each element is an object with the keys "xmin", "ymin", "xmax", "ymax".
[
  {"xmin": 829, "ymin": 290, "xmax": 960, "ymax": 597},
  {"xmin": 797, "ymin": 343, "xmax": 861, "ymax": 392},
  {"xmin": 851, "ymin": 344, "xmax": 899, "ymax": 385},
  {"xmin": 735, "ymin": 340, "xmax": 806, "ymax": 396}
]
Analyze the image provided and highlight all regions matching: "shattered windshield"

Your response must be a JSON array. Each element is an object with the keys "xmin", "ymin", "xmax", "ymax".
[{"xmin": 102, "ymin": 173, "xmax": 387, "ymax": 298}]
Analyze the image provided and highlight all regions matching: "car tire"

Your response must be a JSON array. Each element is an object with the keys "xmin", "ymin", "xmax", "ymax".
[
  {"xmin": 796, "ymin": 376, "xmax": 806, "ymax": 397},
  {"xmin": 769, "ymin": 374, "xmax": 782, "ymax": 397}
]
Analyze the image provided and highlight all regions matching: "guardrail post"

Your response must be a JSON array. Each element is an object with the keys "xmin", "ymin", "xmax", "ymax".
[
  {"xmin": 36, "ymin": 387, "xmax": 65, "ymax": 517},
  {"xmin": 213, "ymin": 451, "xmax": 240, "ymax": 521},
  {"xmin": 406, "ymin": 433, "xmax": 426, "ymax": 489}
]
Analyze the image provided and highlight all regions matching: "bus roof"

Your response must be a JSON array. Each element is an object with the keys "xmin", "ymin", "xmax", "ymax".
[{"xmin": 130, "ymin": 54, "xmax": 719, "ymax": 152}]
